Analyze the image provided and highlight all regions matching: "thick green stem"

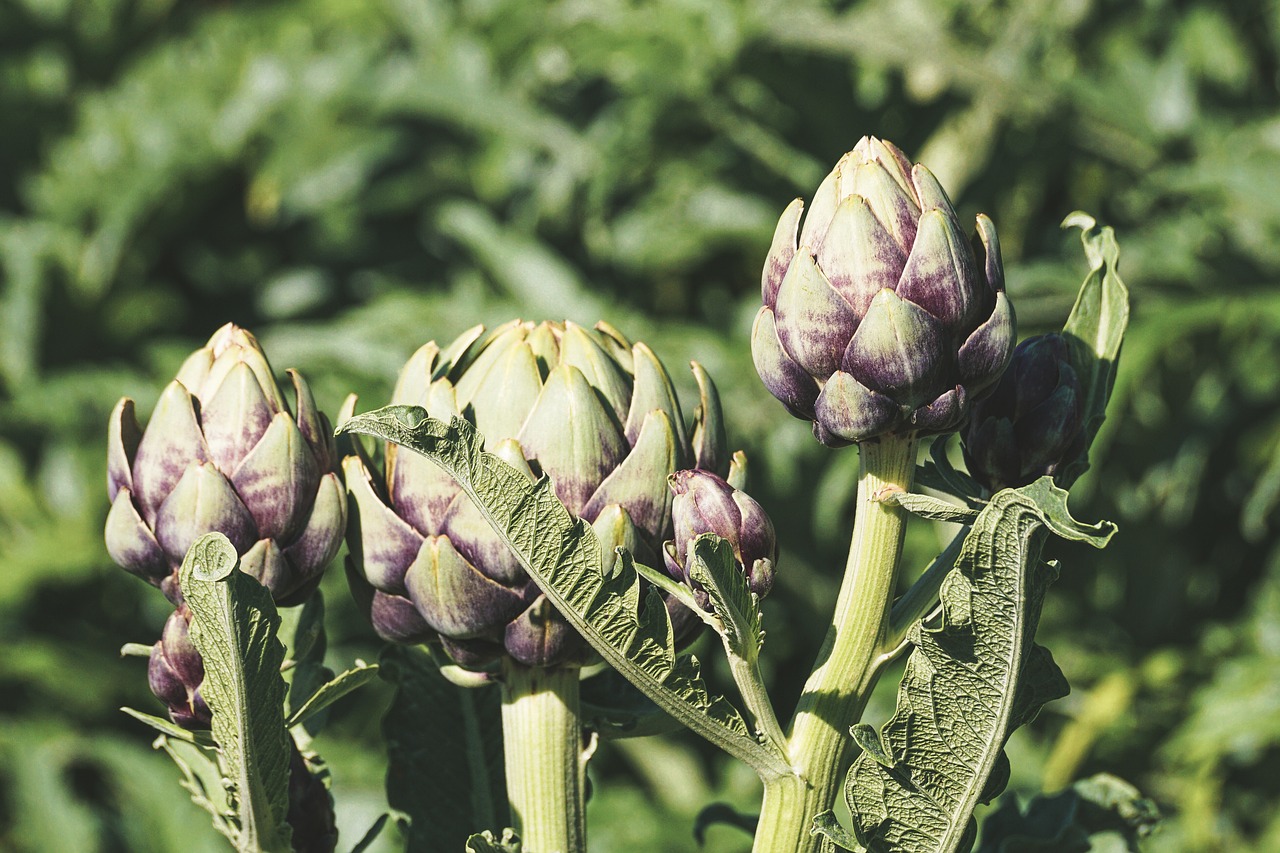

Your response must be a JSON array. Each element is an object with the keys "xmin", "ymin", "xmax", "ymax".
[
  {"xmin": 500, "ymin": 662, "xmax": 585, "ymax": 853},
  {"xmin": 752, "ymin": 435, "xmax": 917, "ymax": 853}
]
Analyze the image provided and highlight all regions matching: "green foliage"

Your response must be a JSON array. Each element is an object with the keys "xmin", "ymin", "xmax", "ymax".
[
  {"xmin": 380, "ymin": 646, "xmax": 507, "ymax": 852},
  {"xmin": 977, "ymin": 773, "xmax": 1160, "ymax": 853},
  {"xmin": 1058, "ymin": 214, "xmax": 1130, "ymax": 489},
  {"xmin": 819, "ymin": 482, "xmax": 1114, "ymax": 853}
]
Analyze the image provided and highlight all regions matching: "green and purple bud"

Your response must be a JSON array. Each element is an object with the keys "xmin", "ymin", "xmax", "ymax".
[
  {"xmin": 664, "ymin": 469, "xmax": 777, "ymax": 600},
  {"xmin": 961, "ymin": 333, "xmax": 1085, "ymax": 493},
  {"xmin": 344, "ymin": 320, "xmax": 727, "ymax": 671},
  {"xmin": 105, "ymin": 324, "xmax": 345, "ymax": 605},
  {"xmin": 147, "ymin": 604, "xmax": 210, "ymax": 730},
  {"xmin": 751, "ymin": 136, "xmax": 1016, "ymax": 446}
]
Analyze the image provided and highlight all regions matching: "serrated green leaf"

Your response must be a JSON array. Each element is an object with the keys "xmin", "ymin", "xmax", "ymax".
[
  {"xmin": 285, "ymin": 662, "xmax": 379, "ymax": 730},
  {"xmin": 812, "ymin": 811, "xmax": 866, "ymax": 852},
  {"xmin": 881, "ymin": 491, "xmax": 980, "ymax": 525},
  {"xmin": 120, "ymin": 707, "xmax": 216, "ymax": 747},
  {"xmin": 686, "ymin": 534, "xmax": 764, "ymax": 659},
  {"xmin": 179, "ymin": 533, "xmax": 292, "ymax": 853},
  {"xmin": 465, "ymin": 828, "xmax": 523, "ymax": 852},
  {"xmin": 337, "ymin": 407, "xmax": 789, "ymax": 776},
  {"xmin": 1059, "ymin": 213, "xmax": 1130, "ymax": 489},
  {"xmin": 381, "ymin": 645, "xmax": 508, "ymax": 853},
  {"xmin": 840, "ymin": 479, "xmax": 1114, "ymax": 853}
]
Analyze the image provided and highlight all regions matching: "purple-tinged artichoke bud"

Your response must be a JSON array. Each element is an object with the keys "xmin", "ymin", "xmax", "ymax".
[
  {"xmin": 147, "ymin": 604, "xmax": 211, "ymax": 730},
  {"xmin": 961, "ymin": 333, "xmax": 1084, "ymax": 493},
  {"xmin": 345, "ymin": 320, "xmax": 726, "ymax": 671},
  {"xmin": 106, "ymin": 324, "xmax": 345, "ymax": 605},
  {"xmin": 286, "ymin": 741, "xmax": 338, "ymax": 853},
  {"xmin": 751, "ymin": 136, "xmax": 1016, "ymax": 446},
  {"xmin": 664, "ymin": 469, "xmax": 778, "ymax": 601}
]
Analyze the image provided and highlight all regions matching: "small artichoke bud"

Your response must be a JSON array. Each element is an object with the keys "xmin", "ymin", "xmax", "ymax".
[
  {"xmin": 345, "ymin": 320, "xmax": 726, "ymax": 671},
  {"xmin": 752, "ymin": 136, "xmax": 1016, "ymax": 446},
  {"xmin": 147, "ymin": 604, "xmax": 210, "ymax": 730},
  {"xmin": 663, "ymin": 469, "xmax": 778, "ymax": 600},
  {"xmin": 961, "ymin": 333, "xmax": 1084, "ymax": 493},
  {"xmin": 106, "ymin": 324, "xmax": 345, "ymax": 605}
]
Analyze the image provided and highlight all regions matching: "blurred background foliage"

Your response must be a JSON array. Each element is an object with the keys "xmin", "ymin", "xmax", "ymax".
[{"xmin": 2, "ymin": 0, "xmax": 1279, "ymax": 849}]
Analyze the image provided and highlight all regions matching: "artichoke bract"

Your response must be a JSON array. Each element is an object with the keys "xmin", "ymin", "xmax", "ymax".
[
  {"xmin": 751, "ymin": 136, "xmax": 1016, "ymax": 446},
  {"xmin": 961, "ymin": 333, "xmax": 1084, "ymax": 493},
  {"xmin": 106, "ymin": 324, "xmax": 345, "ymax": 605},
  {"xmin": 344, "ymin": 319, "xmax": 727, "ymax": 670},
  {"xmin": 664, "ymin": 468, "xmax": 778, "ymax": 600},
  {"xmin": 147, "ymin": 604, "xmax": 210, "ymax": 730}
]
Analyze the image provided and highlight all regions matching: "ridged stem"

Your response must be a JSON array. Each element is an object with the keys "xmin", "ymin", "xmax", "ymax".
[
  {"xmin": 500, "ymin": 662, "xmax": 585, "ymax": 853},
  {"xmin": 752, "ymin": 435, "xmax": 917, "ymax": 853}
]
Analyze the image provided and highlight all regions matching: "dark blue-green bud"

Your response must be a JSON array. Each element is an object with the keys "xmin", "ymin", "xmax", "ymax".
[{"xmin": 961, "ymin": 333, "xmax": 1084, "ymax": 492}]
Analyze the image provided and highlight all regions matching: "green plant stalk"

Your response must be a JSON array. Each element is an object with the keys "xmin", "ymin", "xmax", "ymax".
[
  {"xmin": 500, "ymin": 661, "xmax": 585, "ymax": 853},
  {"xmin": 753, "ymin": 435, "xmax": 917, "ymax": 853}
]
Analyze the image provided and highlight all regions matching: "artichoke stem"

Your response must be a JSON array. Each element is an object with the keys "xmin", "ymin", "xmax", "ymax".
[
  {"xmin": 753, "ymin": 435, "xmax": 916, "ymax": 853},
  {"xmin": 500, "ymin": 661, "xmax": 586, "ymax": 853}
]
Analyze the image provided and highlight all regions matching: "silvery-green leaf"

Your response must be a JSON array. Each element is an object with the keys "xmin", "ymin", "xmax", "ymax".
[
  {"xmin": 337, "ymin": 406, "xmax": 789, "ymax": 777},
  {"xmin": 841, "ymin": 479, "xmax": 1115, "ymax": 853},
  {"xmin": 879, "ymin": 490, "xmax": 979, "ymax": 525},
  {"xmin": 1058, "ymin": 212, "xmax": 1130, "ymax": 488},
  {"xmin": 685, "ymin": 535, "xmax": 763, "ymax": 659},
  {"xmin": 285, "ymin": 663, "xmax": 379, "ymax": 730},
  {"xmin": 120, "ymin": 707, "xmax": 215, "ymax": 747},
  {"xmin": 811, "ymin": 812, "xmax": 866, "ymax": 852},
  {"xmin": 179, "ymin": 533, "xmax": 291, "ymax": 853}
]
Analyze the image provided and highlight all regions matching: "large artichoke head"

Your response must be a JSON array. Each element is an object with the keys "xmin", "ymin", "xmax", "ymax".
[
  {"xmin": 106, "ymin": 324, "xmax": 345, "ymax": 605},
  {"xmin": 752, "ymin": 136, "xmax": 1016, "ymax": 446},
  {"xmin": 344, "ymin": 319, "xmax": 726, "ymax": 670}
]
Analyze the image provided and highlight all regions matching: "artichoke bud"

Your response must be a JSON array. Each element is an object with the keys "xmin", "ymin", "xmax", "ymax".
[
  {"xmin": 663, "ymin": 468, "xmax": 778, "ymax": 601},
  {"xmin": 752, "ymin": 136, "xmax": 1016, "ymax": 446},
  {"xmin": 147, "ymin": 604, "xmax": 210, "ymax": 730},
  {"xmin": 961, "ymin": 333, "xmax": 1085, "ymax": 492},
  {"xmin": 344, "ymin": 320, "xmax": 727, "ymax": 672},
  {"xmin": 106, "ymin": 324, "xmax": 345, "ymax": 605}
]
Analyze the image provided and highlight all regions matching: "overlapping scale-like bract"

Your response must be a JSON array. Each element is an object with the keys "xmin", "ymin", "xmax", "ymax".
[
  {"xmin": 105, "ymin": 324, "xmax": 345, "ymax": 605},
  {"xmin": 751, "ymin": 136, "xmax": 1016, "ymax": 445},
  {"xmin": 344, "ymin": 320, "xmax": 727, "ymax": 670}
]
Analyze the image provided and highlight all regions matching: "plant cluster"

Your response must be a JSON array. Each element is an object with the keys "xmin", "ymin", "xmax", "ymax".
[{"xmin": 100, "ymin": 137, "xmax": 1141, "ymax": 853}]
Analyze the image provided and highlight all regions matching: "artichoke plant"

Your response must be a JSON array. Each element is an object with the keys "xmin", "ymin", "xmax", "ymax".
[
  {"xmin": 962, "ymin": 332, "xmax": 1084, "ymax": 492},
  {"xmin": 344, "ymin": 319, "xmax": 726, "ymax": 670},
  {"xmin": 751, "ymin": 136, "xmax": 1015, "ymax": 446},
  {"xmin": 105, "ymin": 324, "xmax": 345, "ymax": 605},
  {"xmin": 664, "ymin": 468, "xmax": 778, "ymax": 601}
]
